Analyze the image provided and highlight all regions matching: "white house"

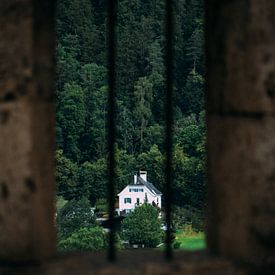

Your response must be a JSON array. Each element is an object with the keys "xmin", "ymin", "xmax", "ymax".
[{"xmin": 117, "ymin": 171, "xmax": 162, "ymax": 215}]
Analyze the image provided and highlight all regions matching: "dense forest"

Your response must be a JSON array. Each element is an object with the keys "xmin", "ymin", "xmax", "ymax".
[{"xmin": 55, "ymin": 0, "xmax": 205, "ymax": 230}]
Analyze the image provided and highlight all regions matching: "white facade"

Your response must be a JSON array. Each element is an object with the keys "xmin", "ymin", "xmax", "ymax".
[{"xmin": 118, "ymin": 171, "xmax": 162, "ymax": 214}]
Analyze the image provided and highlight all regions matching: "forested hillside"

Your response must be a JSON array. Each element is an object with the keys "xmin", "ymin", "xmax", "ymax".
[{"xmin": 55, "ymin": 0, "xmax": 205, "ymax": 226}]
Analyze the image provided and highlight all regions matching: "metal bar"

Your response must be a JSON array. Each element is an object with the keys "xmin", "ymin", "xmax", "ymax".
[
  {"xmin": 107, "ymin": 0, "xmax": 118, "ymax": 262},
  {"xmin": 164, "ymin": 0, "xmax": 174, "ymax": 261}
]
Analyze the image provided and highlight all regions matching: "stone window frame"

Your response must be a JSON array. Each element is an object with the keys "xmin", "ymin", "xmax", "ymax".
[{"xmin": 0, "ymin": 1, "xmax": 274, "ymax": 274}]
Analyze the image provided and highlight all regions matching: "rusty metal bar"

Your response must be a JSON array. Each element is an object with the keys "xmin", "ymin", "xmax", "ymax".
[
  {"xmin": 107, "ymin": 0, "xmax": 118, "ymax": 262},
  {"xmin": 164, "ymin": 0, "xmax": 174, "ymax": 261}
]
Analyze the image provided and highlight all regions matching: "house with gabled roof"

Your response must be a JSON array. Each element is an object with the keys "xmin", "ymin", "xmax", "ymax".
[{"xmin": 117, "ymin": 171, "xmax": 162, "ymax": 215}]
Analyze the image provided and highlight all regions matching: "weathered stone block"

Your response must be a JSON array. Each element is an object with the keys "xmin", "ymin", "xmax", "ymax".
[
  {"xmin": 207, "ymin": 115, "xmax": 275, "ymax": 267},
  {"xmin": 0, "ymin": 0, "xmax": 56, "ymax": 261},
  {"xmin": 0, "ymin": 251, "xmax": 241, "ymax": 275},
  {"xmin": 0, "ymin": 100, "xmax": 56, "ymax": 261},
  {"xmin": 206, "ymin": 0, "xmax": 275, "ymax": 113}
]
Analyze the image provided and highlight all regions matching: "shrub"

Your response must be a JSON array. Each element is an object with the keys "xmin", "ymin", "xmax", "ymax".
[
  {"xmin": 172, "ymin": 205, "xmax": 204, "ymax": 231},
  {"xmin": 57, "ymin": 197, "xmax": 96, "ymax": 238},
  {"xmin": 59, "ymin": 227, "xmax": 107, "ymax": 251},
  {"xmin": 122, "ymin": 203, "xmax": 163, "ymax": 248},
  {"xmin": 95, "ymin": 198, "xmax": 108, "ymax": 214},
  {"xmin": 173, "ymin": 241, "xmax": 181, "ymax": 249}
]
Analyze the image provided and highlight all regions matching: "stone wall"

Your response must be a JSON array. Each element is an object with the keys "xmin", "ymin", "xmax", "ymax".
[
  {"xmin": 0, "ymin": 0, "xmax": 274, "ymax": 273},
  {"xmin": 206, "ymin": 0, "xmax": 275, "ymax": 269},
  {"xmin": 0, "ymin": 0, "xmax": 56, "ymax": 261}
]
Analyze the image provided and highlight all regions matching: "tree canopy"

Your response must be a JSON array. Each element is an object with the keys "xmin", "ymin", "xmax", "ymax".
[
  {"xmin": 122, "ymin": 203, "xmax": 163, "ymax": 247},
  {"xmin": 57, "ymin": 197, "xmax": 96, "ymax": 238},
  {"xmin": 55, "ymin": 0, "xmax": 206, "ymax": 227}
]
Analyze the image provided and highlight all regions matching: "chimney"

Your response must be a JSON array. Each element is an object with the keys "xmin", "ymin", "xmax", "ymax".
[
  {"xmin": 134, "ymin": 174, "xmax": 137, "ymax": 184},
  {"xmin": 140, "ymin": 171, "xmax": 147, "ymax": 182}
]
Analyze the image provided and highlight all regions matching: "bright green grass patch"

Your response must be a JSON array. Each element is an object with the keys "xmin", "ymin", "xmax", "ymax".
[{"xmin": 174, "ymin": 230, "xmax": 206, "ymax": 251}]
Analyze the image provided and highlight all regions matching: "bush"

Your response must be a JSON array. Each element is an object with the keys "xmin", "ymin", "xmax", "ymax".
[
  {"xmin": 172, "ymin": 205, "xmax": 204, "ymax": 231},
  {"xmin": 57, "ymin": 197, "xmax": 96, "ymax": 238},
  {"xmin": 173, "ymin": 241, "xmax": 181, "ymax": 249},
  {"xmin": 59, "ymin": 227, "xmax": 107, "ymax": 251},
  {"xmin": 56, "ymin": 196, "xmax": 68, "ymax": 212},
  {"xmin": 95, "ymin": 198, "xmax": 108, "ymax": 214},
  {"xmin": 122, "ymin": 203, "xmax": 163, "ymax": 248}
]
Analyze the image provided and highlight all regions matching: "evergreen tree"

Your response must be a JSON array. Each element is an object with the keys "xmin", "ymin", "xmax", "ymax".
[
  {"xmin": 57, "ymin": 83, "xmax": 86, "ymax": 161},
  {"xmin": 133, "ymin": 77, "xmax": 153, "ymax": 149},
  {"xmin": 183, "ymin": 69, "xmax": 204, "ymax": 115}
]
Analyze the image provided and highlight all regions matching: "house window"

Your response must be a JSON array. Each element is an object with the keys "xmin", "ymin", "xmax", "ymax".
[
  {"xmin": 129, "ymin": 188, "xmax": 142, "ymax": 192},
  {"xmin": 136, "ymin": 198, "xmax": 140, "ymax": 205},
  {"xmin": 124, "ymin": 198, "xmax": 131, "ymax": 204}
]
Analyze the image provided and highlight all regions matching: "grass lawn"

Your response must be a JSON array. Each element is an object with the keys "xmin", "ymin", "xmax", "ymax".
[{"xmin": 174, "ymin": 229, "xmax": 206, "ymax": 251}]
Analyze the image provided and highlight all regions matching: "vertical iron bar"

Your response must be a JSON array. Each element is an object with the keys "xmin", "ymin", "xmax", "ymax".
[
  {"xmin": 107, "ymin": 0, "xmax": 117, "ymax": 262},
  {"xmin": 164, "ymin": 0, "xmax": 174, "ymax": 261}
]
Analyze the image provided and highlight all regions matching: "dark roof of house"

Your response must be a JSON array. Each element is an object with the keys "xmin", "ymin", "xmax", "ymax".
[{"xmin": 135, "ymin": 176, "xmax": 162, "ymax": 195}]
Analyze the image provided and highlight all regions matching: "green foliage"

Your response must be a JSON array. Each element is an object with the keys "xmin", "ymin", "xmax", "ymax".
[
  {"xmin": 172, "ymin": 206, "xmax": 204, "ymax": 232},
  {"xmin": 186, "ymin": 20, "xmax": 204, "ymax": 72},
  {"xmin": 58, "ymin": 227, "xmax": 107, "ymax": 251},
  {"xmin": 57, "ymin": 197, "xmax": 96, "ymax": 238},
  {"xmin": 137, "ymin": 145, "xmax": 164, "ymax": 192},
  {"xmin": 80, "ymin": 64, "xmax": 107, "ymax": 161},
  {"xmin": 55, "ymin": 150, "xmax": 78, "ymax": 200},
  {"xmin": 56, "ymin": 196, "xmax": 68, "ymax": 212},
  {"xmin": 134, "ymin": 76, "xmax": 153, "ymax": 149},
  {"xmin": 57, "ymin": 83, "xmax": 86, "ymax": 161},
  {"xmin": 95, "ymin": 198, "xmax": 108, "ymax": 213},
  {"xmin": 116, "ymin": 148, "xmax": 136, "ymax": 192},
  {"xmin": 122, "ymin": 203, "xmax": 163, "ymax": 247},
  {"xmin": 183, "ymin": 69, "xmax": 204, "ymax": 115},
  {"xmin": 173, "ymin": 241, "xmax": 181, "ymax": 249},
  {"xmin": 56, "ymin": 0, "xmax": 101, "ymax": 64},
  {"xmin": 55, "ymin": 0, "xmax": 206, "ymax": 230},
  {"xmin": 77, "ymin": 159, "xmax": 107, "ymax": 204}
]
